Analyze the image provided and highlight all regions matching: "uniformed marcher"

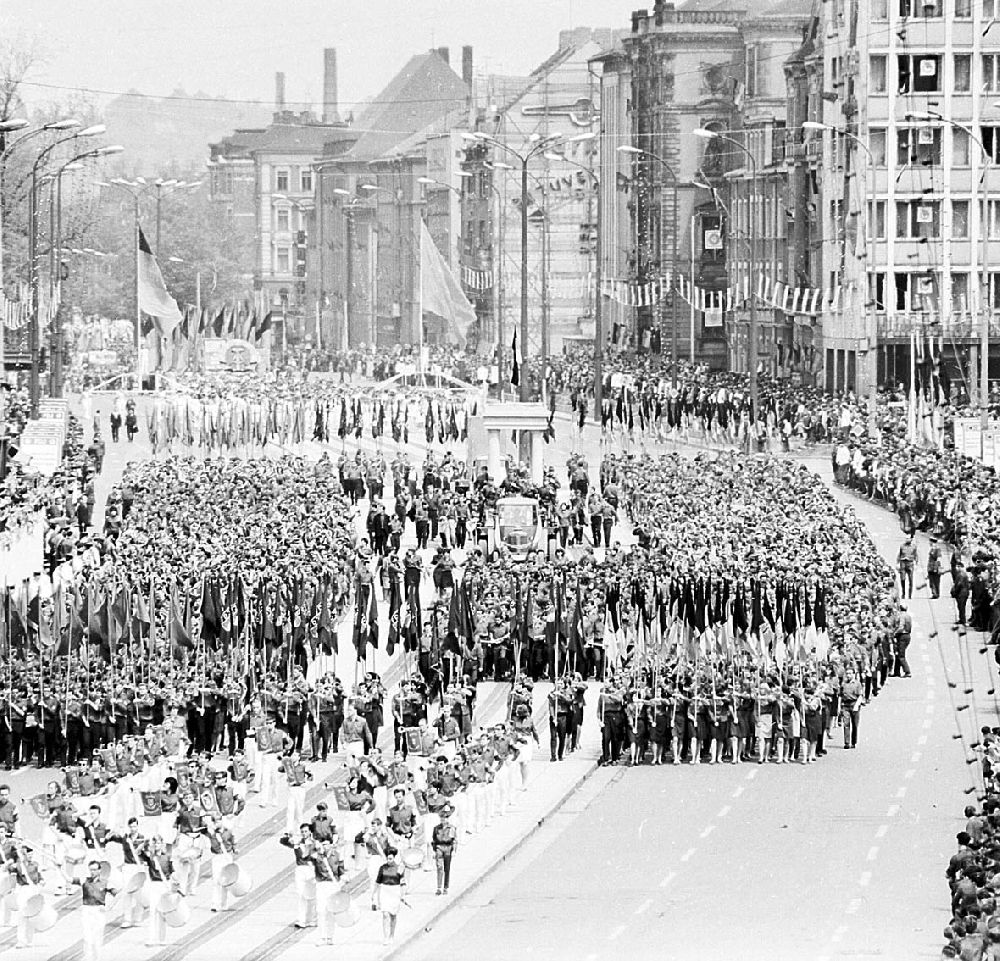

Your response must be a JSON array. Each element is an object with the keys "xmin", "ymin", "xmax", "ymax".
[
  {"xmin": 78, "ymin": 859, "xmax": 119, "ymax": 961},
  {"xmin": 431, "ymin": 804, "xmax": 458, "ymax": 895}
]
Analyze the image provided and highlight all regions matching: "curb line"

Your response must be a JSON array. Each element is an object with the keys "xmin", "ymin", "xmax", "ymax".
[{"xmin": 383, "ymin": 754, "xmax": 600, "ymax": 961}]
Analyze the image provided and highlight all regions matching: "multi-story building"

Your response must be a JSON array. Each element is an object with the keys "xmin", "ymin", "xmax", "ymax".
[
  {"xmin": 311, "ymin": 48, "xmax": 471, "ymax": 348},
  {"xmin": 466, "ymin": 29, "xmax": 618, "ymax": 358},
  {"xmin": 207, "ymin": 51, "xmax": 353, "ymax": 339},
  {"xmin": 591, "ymin": 43, "xmax": 636, "ymax": 355},
  {"xmin": 608, "ymin": 0, "xmax": 810, "ymax": 372},
  {"xmin": 811, "ymin": 0, "xmax": 1000, "ymax": 400}
]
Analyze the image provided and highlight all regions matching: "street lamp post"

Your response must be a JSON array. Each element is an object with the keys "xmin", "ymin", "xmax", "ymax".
[
  {"xmin": 28, "ymin": 123, "xmax": 106, "ymax": 415},
  {"xmin": 153, "ymin": 179, "xmax": 201, "ymax": 255},
  {"xmin": 618, "ymin": 145, "xmax": 679, "ymax": 387},
  {"xmin": 101, "ymin": 177, "xmax": 156, "ymax": 378},
  {"xmin": 544, "ymin": 142, "xmax": 602, "ymax": 421},
  {"xmin": 464, "ymin": 131, "xmax": 569, "ymax": 404},
  {"xmin": 694, "ymin": 127, "xmax": 759, "ymax": 428},
  {"xmin": 47, "ymin": 145, "xmax": 123, "ymax": 397},
  {"xmin": 803, "ymin": 120, "xmax": 878, "ymax": 425},
  {"xmin": 910, "ymin": 109, "xmax": 992, "ymax": 450}
]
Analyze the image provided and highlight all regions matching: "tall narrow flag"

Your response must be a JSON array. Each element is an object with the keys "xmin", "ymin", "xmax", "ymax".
[
  {"xmin": 137, "ymin": 229, "xmax": 183, "ymax": 338},
  {"xmin": 511, "ymin": 331, "xmax": 520, "ymax": 387},
  {"xmin": 420, "ymin": 220, "xmax": 476, "ymax": 347}
]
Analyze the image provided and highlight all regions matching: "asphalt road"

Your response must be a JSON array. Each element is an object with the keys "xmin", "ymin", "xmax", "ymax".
[
  {"xmin": 394, "ymin": 456, "xmax": 989, "ymax": 961},
  {"xmin": 22, "ymin": 396, "xmax": 985, "ymax": 960}
]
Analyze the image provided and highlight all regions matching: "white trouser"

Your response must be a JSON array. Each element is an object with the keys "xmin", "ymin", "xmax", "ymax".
[
  {"xmin": 173, "ymin": 836, "xmax": 201, "ymax": 896},
  {"xmin": 469, "ymin": 783, "xmax": 486, "ymax": 833},
  {"xmin": 315, "ymin": 878, "xmax": 340, "ymax": 942},
  {"xmin": 211, "ymin": 852, "xmax": 234, "ymax": 911},
  {"xmin": 372, "ymin": 785, "xmax": 388, "ymax": 822},
  {"xmin": 495, "ymin": 763, "xmax": 511, "ymax": 812},
  {"xmin": 147, "ymin": 880, "xmax": 168, "ymax": 944},
  {"xmin": 286, "ymin": 784, "xmax": 306, "ymax": 834},
  {"xmin": 82, "ymin": 905, "xmax": 107, "ymax": 961},
  {"xmin": 294, "ymin": 864, "xmax": 316, "ymax": 927},
  {"xmin": 258, "ymin": 753, "xmax": 279, "ymax": 805},
  {"xmin": 452, "ymin": 792, "xmax": 471, "ymax": 834}
]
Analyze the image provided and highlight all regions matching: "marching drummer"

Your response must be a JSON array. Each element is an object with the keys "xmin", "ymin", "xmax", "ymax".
[
  {"xmin": 76, "ymin": 859, "xmax": 118, "ymax": 961},
  {"xmin": 108, "ymin": 817, "xmax": 146, "ymax": 928},
  {"xmin": 75, "ymin": 804, "xmax": 110, "ymax": 853},
  {"xmin": 201, "ymin": 815, "xmax": 238, "ymax": 913},
  {"xmin": 386, "ymin": 787, "xmax": 417, "ymax": 851},
  {"xmin": 310, "ymin": 837, "xmax": 345, "ymax": 947},
  {"xmin": 140, "ymin": 835, "xmax": 175, "ymax": 947},
  {"xmin": 279, "ymin": 824, "xmax": 317, "ymax": 929},
  {"xmin": 3, "ymin": 841, "xmax": 44, "ymax": 949},
  {"xmin": 279, "ymin": 749, "xmax": 313, "ymax": 835}
]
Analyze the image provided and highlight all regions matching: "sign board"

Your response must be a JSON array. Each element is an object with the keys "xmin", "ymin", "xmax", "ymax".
[
  {"xmin": 86, "ymin": 350, "xmax": 120, "ymax": 367},
  {"xmin": 203, "ymin": 338, "xmax": 268, "ymax": 373},
  {"xmin": 704, "ymin": 228, "xmax": 723, "ymax": 251},
  {"xmin": 953, "ymin": 417, "xmax": 1000, "ymax": 469}
]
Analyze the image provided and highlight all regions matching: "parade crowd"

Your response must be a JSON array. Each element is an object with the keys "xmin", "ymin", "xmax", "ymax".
[{"xmin": 5, "ymin": 335, "xmax": 993, "ymax": 957}]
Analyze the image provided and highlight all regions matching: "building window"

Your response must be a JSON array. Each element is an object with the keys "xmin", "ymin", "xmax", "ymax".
[
  {"xmin": 985, "ymin": 199, "xmax": 1000, "ymax": 237},
  {"xmin": 894, "ymin": 273, "xmax": 936, "ymax": 312},
  {"xmin": 900, "ymin": 0, "xmax": 941, "ymax": 14},
  {"xmin": 989, "ymin": 272, "xmax": 1000, "ymax": 308},
  {"xmin": 982, "ymin": 126, "xmax": 1000, "ymax": 163},
  {"xmin": 896, "ymin": 126, "xmax": 942, "ymax": 166},
  {"xmin": 870, "ymin": 55, "xmax": 888, "ymax": 93},
  {"xmin": 873, "ymin": 0, "xmax": 889, "ymax": 16},
  {"xmin": 952, "ymin": 200, "xmax": 970, "ymax": 238},
  {"xmin": 986, "ymin": 0, "xmax": 998, "ymax": 18},
  {"xmin": 276, "ymin": 246, "xmax": 291, "ymax": 274},
  {"xmin": 300, "ymin": 169, "xmax": 312, "ymax": 192},
  {"xmin": 869, "ymin": 129, "xmax": 887, "ymax": 166},
  {"xmin": 897, "ymin": 54, "xmax": 942, "ymax": 93},
  {"xmin": 213, "ymin": 168, "xmax": 234, "ymax": 195},
  {"xmin": 745, "ymin": 44, "xmax": 759, "ymax": 98},
  {"xmin": 896, "ymin": 200, "xmax": 941, "ymax": 238},
  {"xmin": 954, "ymin": 55, "xmax": 972, "ymax": 92},
  {"xmin": 870, "ymin": 200, "xmax": 887, "ymax": 240},
  {"xmin": 275, "ymin": 169, "xmax": 289, "ymax": 192},
  {"xmin": 984, "ymin": 54, "xmax": 1000, "ymax": 92},
  {"xmin": 869, "ymin": 272, "xmax": 887, "ymax": 310},
  {"xmin": 956, "ymin": 0, "xmax": 972, "ymax": 14},
  {"xmin": 952, "ymin": 273, "xmax": 970, "ymax": 312},
  {"xmin": 276, "ymin": 207, "xmax": 290, "ymax": 232},
  {"xmin": 953, "ymin": 128, "xmax": 971, "ymax": 166}
]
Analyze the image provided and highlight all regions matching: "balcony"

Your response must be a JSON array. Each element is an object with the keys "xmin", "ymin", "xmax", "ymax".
[{"xmin": 876, "ymin": 310, "xmax": 1000, "ymax": 339}]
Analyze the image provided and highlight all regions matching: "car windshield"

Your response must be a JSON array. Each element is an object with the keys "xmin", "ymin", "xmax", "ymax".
[{"xmin": 499, "ymin": 504, "xmax": 535, "ymax": 529}]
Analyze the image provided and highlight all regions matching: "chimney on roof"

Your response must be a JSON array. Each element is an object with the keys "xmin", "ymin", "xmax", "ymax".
[
  {"xmin": 275, "ymin": 71, "xmax": 286, "ymax": 112},
  {"xmin": 323, "ymin": 48, "xmax": 340, "ymax": 124},
  {"xmin": 462, "ymin": 46, "xmax": 473, "ymax": 90},
  {"xmin": 436, "ymin": 46, "xmax": 450, "ymax": 65}
]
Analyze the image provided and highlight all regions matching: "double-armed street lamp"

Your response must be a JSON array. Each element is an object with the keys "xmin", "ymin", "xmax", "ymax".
[
  {"xmin": 617, "ymin": 144, "xmax": 680, "ymax": 391},
  {"xmin": 693, "ymin": 126, "xmax": 759, "ymax": 428},
  {"xmin": 27, "ymin": 123, "xmax": 108, "ymax": 414},
  {"xmin": 461, "ymin": 130, "xmax": 576, "ymax": 403}
]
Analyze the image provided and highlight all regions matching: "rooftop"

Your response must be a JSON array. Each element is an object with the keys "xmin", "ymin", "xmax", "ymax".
[
  {"xmin": 344, "ymin": 51, "xmax": 469, "ymax": 163},
  {"xmin": 210, "ymin": 120, "xmax": 357, "ymax": 161}
]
